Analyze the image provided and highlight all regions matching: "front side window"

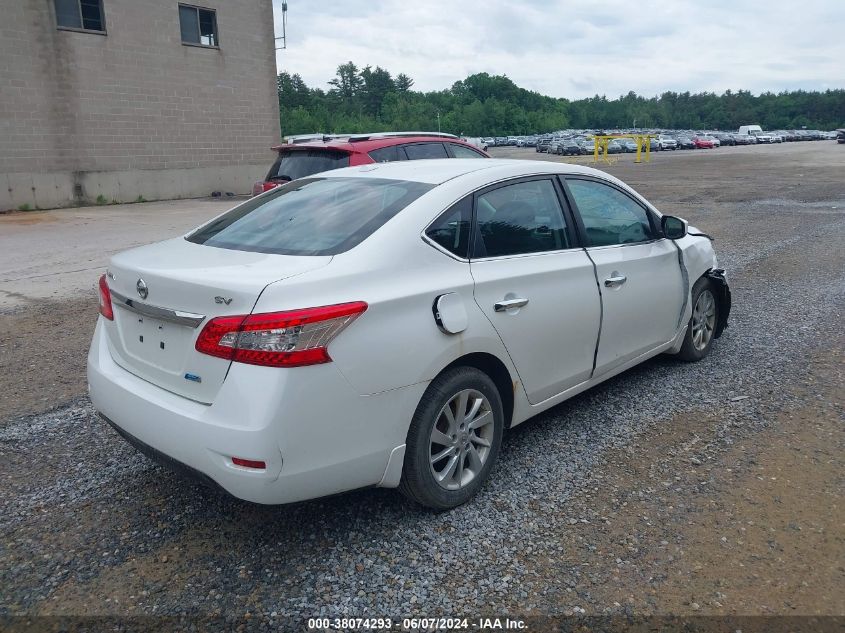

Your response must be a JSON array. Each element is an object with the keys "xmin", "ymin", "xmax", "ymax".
[
  {"xmin": 566, "ymin": 179, "xmax": 655, "ymax": 247},
  {"xmin": 179, "ymin": 4, "xmax": 218, "ymax": 46},
  {"xmin": 54, "ymin": 0, "xmax": 105, "ymax": 31},
  {"xmin": 474, "ymin": 179, "xmax": 571, "ymax": 258},
  {"xmin": 187, "ymin": 177, "xmax": 433, "ymax": 256},
  {"xmin": 447, "ymin": 144, "xmax": 485, "ymax": 158},
  {"xmin": 404, "ymin": 143, "xmax": 449, "ymax": 160},
  {"xmin": 266, "ymin": 149, "xmax": 350, "ymax": 182},
  {"xmin": 425, "ymin": 196, "xmax": 472, "ymax": 258}
]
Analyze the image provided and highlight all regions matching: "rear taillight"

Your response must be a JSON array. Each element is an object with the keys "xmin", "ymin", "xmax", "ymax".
[
  {"xmin": 98, "ymin": 274, "xmax": 114, "ymax": 320},
  {"xmin": 252, "ymin": 181, "xmax": 280, "ymax": 196},
  {"xmin": 195, "ymin": 302, "xmax": 368, "ymax": 367}
]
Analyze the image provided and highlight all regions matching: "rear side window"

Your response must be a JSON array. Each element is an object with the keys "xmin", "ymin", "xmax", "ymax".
[
  {"xmin": 425, "ymin": 196, "xmax": 472, "ymax": 258},
  {"xmin": 187, "ymin": 178, "xmax": 433, "ymax": 256},
  {"xmin": 447, "ymin": 143, "xmax": 485, "ymax": 158},
  {"xmin": 368, "ymin": 145, "xmax": 404, "ymax": 163},
  {"xmin": 266, "ymin": 150, "xmax": 350, "ymax": 182},
  {"xmin": 404, "ymin": 143, "xmax": 449, "ymax": 160},
  {"xmin": 474, "ymin": 179, "xmax": 571, "ymax": 258}
]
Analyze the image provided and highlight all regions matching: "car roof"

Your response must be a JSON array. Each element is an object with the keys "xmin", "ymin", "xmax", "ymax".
[
  {"xmin": 313, "ymin": 158, "xmax": 610, "ymax": 185},
  {"xmin": 270, "ymin": 135, "xmax": 476, "ymax": 154}
]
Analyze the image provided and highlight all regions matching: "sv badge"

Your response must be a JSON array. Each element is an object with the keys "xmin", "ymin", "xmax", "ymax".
[{"xmin": 214, "ymin": 296, "xmax": 233, "ymax": 305}]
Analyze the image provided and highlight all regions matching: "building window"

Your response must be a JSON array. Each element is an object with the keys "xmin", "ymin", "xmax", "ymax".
[
  {"xmin": 179, "ymin": 4, "xmax": 218, "ymax": 47},
  {"xmin": 54, "ymin": 0, "xmax": 105, "ymax": 32}
]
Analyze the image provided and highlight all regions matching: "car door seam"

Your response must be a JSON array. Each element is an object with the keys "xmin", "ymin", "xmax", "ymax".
[
  {"xmin": 582, "ymin": 247, "xmax": 603, "ymax": 380},
  {"xmin": 672, "ymin": 241, "xmax": 690, "ymax": 331}
]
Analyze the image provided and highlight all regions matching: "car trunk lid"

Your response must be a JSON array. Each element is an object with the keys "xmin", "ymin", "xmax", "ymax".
[{"xmin": 103, "ymin": 238, "xmax": 331, "ymax": 403}]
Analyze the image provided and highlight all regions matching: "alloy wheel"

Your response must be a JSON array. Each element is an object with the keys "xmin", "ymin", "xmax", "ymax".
[
  {"xmin": 692, "ymin": 289, "xmax": 716, "ymax": 351},
  {"xmin": 429, "ymin": 389, "xmax": 495, "ymax": 490}
]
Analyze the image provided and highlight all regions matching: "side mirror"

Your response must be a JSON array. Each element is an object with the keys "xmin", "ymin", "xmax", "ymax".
[{"xmin": 661, "ymin": 215, "xmax": 688, "ymax": 240}]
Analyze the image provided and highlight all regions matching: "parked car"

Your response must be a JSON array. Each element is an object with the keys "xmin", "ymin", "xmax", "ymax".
[
  {"xmin": 575, "ymin": 138, "xmax": 594, "ymax": 154},
  {"xmin": 692, "ymin": 136, "xmax": 715, "ymax": 149},
  {"xmin": 554, "ymin": 138, "xmax": 583, "ymax": 156},
  {"xmin": 606, "ymin": 140, "xmax": 624, "ymax": 154},
  {"xmin": 657, "ymin": 135, "xmax": 678, "ymax": 150},
  {"xmin": 536, "ymin": 136, "xmax": 553, "ymax": 153},
  {"xmin": 837, "ymin": 129, "xmax": 845, "ymax": 144},
  {"xmin": 547, "ymin": 137, "xmax": 568, "ymax": 154},
  {"xmin": 252, "ymin": 133, "xmax": 489, "ymax": 195},
  {"xmin": 90, "ymin": 159, "xmax": 730, "ymax": 509},
  {"xmin": 620, "ymin": 139, "xmax": 639, "ymax": 153},
  {"xmin": 752, "ymin": 131, "xmax": 773, "ymax": 144},
  {"xmin": 676, "ymin": 136, "xmax": 696, "ymax": 150},
  {"xmin": 713, "ymin": 133, "xmax": 735, "ymax": 146}
]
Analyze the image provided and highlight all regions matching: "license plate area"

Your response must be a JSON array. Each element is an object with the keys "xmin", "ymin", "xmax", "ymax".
[{"xmin": 120, "ymin": 313, "xmax": 192, "ymax": 373}]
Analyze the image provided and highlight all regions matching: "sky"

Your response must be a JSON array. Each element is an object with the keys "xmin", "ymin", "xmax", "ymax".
[{"xmin": 271, "ymin": 0, "xmax": 844, "ymax": 99}]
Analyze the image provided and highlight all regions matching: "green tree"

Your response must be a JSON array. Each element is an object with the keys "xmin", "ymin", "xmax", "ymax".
[
  {"xmin": 359, "ymin": 66, "xmax": 395, "ymax": 118},
  {"xmin": 394, "ymin": 73, "xmax": 414, "ymax": 93},
  {"xmin": 328, "ymin": 61, "xmax": 362, "ymax": 103},
  {"xmin": 278, "ymin": 65, "xmax": 845, "ymax": 138}
]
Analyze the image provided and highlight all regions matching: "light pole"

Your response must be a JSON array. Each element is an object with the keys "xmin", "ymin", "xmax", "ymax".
[{"xmin": 437, "ymin": 111, "xmax": 441, "ymax": 133}]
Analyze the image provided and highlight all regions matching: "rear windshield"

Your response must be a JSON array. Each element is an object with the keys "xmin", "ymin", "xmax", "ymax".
[
  {"xmin": 187, "ymin": 177, "xmax": 434, "ymax": 256},
  {"xmin": 266, "ymin": 149, "xmax": 350, "ymax": 182}
]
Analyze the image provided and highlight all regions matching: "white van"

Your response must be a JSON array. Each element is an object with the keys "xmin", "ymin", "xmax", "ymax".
[{"xmin": 738, "ymin": 125, "xmax": 762, "ymax": 136}]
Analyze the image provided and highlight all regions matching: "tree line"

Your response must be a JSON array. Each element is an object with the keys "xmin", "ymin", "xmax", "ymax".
[{"xmin": 278, "ymin": 62, "xmax": 845, "ymax": 137}]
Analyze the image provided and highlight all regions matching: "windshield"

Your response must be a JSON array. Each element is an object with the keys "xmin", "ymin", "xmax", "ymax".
[
  {"xmin": 187, "ymin": 177, "xmax": 434, "ymax": 256},
  {"xmin": 266, "ymin": 149, "xmax": 350, "ymax": 182}
]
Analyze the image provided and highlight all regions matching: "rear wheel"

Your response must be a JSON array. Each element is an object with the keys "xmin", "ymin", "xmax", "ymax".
[
  {"xmin": 678, "ymin": 277, "xmax": 718, "ymax": 361},
  {"xmin": 399, "ymin": 367, "xmax": 504, "ymax": 510}
]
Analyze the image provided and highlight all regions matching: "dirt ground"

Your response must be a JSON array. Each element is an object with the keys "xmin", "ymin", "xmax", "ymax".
[
  {"xmin": 1, "ymin": 141, "xmax": 844, "ymax": 626},
  {"xmin": 522, "ymin": 334, "xmax": 844, "ymax": 617}
]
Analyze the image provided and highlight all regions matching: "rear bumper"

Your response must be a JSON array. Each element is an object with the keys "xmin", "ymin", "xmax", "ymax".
[
  {"xmin": 102, "ymin": 413, "xmax": 230, "ymax": 495},
  {"xmin": 87, "ymin": 320, "xmax": 425, "ymax": 504}
]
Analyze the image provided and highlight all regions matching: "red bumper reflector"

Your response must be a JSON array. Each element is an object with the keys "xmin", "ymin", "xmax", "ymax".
[{"xmin": 232, "ymin": 457, "xmax": 266, "ymax": 469}]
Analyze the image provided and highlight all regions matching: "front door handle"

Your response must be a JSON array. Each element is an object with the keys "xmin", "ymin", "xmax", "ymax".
[
  {"xmin": 604, "ymin": 273, "xmax": 627, "ymax": 288},
  {"xmin": 494, "ymin": 297, "xmax": 529, "ymax": 312}
]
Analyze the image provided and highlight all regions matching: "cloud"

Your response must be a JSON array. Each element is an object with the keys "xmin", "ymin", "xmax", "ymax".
[{"xmin": 273, "ymin": 0, "xmax": 845, "ymax": 98}]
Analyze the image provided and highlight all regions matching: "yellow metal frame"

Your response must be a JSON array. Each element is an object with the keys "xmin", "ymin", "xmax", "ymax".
[{"xmin": 592, "ymin": 134, "xmax": 656, "ymax": 164}]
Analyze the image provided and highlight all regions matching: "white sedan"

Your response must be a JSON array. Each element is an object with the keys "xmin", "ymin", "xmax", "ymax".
[{"xmin": 88, "ymin": 159, "xmax": 730, "ymax": 509}]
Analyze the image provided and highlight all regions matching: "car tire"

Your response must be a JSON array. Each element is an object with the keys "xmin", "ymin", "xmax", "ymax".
[
  {"xmin": 677, "ymin": 277, "xmax": 719, "ymax": 362},
  {"xmin": 399, "ymin": 367, "xmax": 504, "ymax": 510}
]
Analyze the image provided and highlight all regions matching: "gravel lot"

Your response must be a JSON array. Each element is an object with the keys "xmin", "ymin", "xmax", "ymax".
[{"xmin": 1, "ymin": 142, "xmax": 844, "ymax": 629}]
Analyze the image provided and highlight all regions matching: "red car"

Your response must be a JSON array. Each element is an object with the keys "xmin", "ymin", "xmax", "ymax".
[
  {"xmin": 692, "ymin": 136, "xmax": 716, "ymax": 149},
  {"xmin": 252, "ymin": 132, "xmax": 490, "ymax": 195}
]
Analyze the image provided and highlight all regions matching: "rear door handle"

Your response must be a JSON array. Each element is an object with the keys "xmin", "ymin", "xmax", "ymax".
[
  {"xmin": 604, "ymin": 274, "xmax": 627, "ymax": 288},
  {"xmin": 494, "ymin": 297, "xmax": 529, "ymax": 312}
]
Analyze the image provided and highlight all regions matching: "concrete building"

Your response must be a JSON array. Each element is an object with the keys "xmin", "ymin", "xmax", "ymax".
[{"xmin": 0, "ymin": 0, "xmax": 280, "ymax": 210}]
